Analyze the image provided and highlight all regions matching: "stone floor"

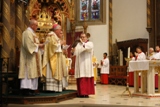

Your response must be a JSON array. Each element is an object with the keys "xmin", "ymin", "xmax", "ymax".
[{"xmin": 7, "ymin": 83, "xmax": 160, "ymax": 107}]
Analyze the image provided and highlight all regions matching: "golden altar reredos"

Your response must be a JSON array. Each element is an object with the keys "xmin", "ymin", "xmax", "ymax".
[{"xmin": 28, "ymin": 0, "xmax": 75, "ymax": 41}]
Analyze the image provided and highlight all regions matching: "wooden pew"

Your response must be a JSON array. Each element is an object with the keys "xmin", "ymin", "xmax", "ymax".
[{"xmin": 108, "ymin": 66, "xmax": 127, "ymax": 85}]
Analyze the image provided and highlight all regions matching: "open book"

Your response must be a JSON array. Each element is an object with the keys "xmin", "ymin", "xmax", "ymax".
[
  {"xmin": 43, "ymin": 40, "xmax": 50, "ymax": 45},
  {"xmin": 63, "ymin": 45, "xmax": 70, "ymax": 50}
]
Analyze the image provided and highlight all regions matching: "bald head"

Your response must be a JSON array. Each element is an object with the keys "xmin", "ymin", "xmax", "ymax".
[
  {"xmin": 29, "ymin": 19, "xmax": 38, "ymax": 31},
  {"xmin": 149, "ymin": 47, "xmax": 154, "ymax": 53},
  {"xmin": 29, "ymin": 19, "xmax": 37, "ymax": 26}
]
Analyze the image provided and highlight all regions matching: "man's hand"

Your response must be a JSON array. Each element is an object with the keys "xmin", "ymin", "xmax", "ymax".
[
  {"xmin": 134, "ymin": 52, "xmax": 138, "ymax": 56},
  {"xmin": 63, "ymin": 49, "xmax": 68, "ymax": 56},
  {"xmin": 71, "ymin": 48, "xmax": 75, "ymax": 53},
  {"xmin": 101, "ymin": 60, "xmax": 103, "ymax": 66},
  {"xmin": 60, "ymin": 40, "xmax": 66, "ymax": 45},
  {"xmin": 80, "ymin": 38, "xmax": 83, "ymax": 43},
  {"xmin": 39, "ymin": 44, "xmax": 44, "ymax": 48}
]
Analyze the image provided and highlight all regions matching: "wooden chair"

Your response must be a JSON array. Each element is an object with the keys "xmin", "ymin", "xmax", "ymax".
[
  {"xmin": 108, "ymin": 66, "xmax": 127, "ymax": 85},
  {"xmin": 1, "ymin": 47, "xmax": 21, "ymax": 105}
]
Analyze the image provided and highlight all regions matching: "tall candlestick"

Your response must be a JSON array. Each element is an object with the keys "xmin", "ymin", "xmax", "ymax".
[{"xmin": 127, "ymin": 47, "xmax": 130, "ymax": 58}]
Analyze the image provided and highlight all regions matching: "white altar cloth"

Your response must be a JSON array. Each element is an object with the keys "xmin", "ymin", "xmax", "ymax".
[
  {"xmin": 129, "ymin": 60, "xmax": 149, "ymax": 71},
  {"xmin": 129, "ymin": 60, "xmax": 160, "ymax": 97}
]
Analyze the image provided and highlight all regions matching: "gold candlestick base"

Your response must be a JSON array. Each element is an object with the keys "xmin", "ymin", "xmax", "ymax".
[{"xmin": 121, "ymin": 58, "xmax": 132, "ymax": 97}]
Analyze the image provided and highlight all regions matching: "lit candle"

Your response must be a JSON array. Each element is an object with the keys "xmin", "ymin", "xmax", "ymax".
[{"xmin": 127, "ymin": 47, "xmax": 130, "ymax": 58}]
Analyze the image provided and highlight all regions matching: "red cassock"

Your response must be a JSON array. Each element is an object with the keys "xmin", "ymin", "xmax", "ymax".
[
  {"xmin": 76, "ymin": 77, "xmax": 95, "ymax": 96},
  {"xmin": 100, "ymin": 74, "xmax": 108, "ymax": 84},
  {"xmin": 129, "ymin": 72, "xmax": 134, "ymax": 86}
]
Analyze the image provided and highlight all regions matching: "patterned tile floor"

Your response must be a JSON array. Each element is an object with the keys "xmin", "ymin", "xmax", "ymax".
[{"xmin": 8, "ymin": 83, "xmax": 160, "ymax": 107}]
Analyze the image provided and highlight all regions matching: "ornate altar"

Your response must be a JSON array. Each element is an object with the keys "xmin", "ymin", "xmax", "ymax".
[{"xmin": 28, "ymin": 0, "xmax": 75, "ymax": 41}]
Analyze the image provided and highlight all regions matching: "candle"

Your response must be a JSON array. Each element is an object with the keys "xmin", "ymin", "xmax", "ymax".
[{"xmin": 127, "ymin": 47, "xmax": 130, "ymax": 58}]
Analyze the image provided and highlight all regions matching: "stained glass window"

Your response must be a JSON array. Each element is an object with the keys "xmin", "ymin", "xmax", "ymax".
[
  {"xmin": 91, "ymin": 0, "xmax": 100, "ymax": 20},
  {"xmin": 80, "ymin": 0, "xmax": 100, "ymax": 21},
  {"xmin": 80, "ymin": 0, "xmax": 89, "ymax": 20}
]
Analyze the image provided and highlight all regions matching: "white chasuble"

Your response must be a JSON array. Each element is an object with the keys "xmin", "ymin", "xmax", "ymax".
[{"xmin": 19, "ymin": 27, "xmax": 42, "ymax": 90}]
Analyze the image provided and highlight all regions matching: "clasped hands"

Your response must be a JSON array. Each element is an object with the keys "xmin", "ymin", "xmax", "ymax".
[{"xmin": 38, "ymin": 44, "xmax": 44, "ymax": 49}]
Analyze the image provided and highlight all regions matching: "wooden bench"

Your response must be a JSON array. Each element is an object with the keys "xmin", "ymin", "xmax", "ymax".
[{"xmin": 108, "ymin": 66, "xmax": 127, "ymax": 85}]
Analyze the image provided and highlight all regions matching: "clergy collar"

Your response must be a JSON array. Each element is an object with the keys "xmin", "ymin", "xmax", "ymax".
[{"xmin": 85, "ymin": 40, "xmax": 89, "ymax": 43}]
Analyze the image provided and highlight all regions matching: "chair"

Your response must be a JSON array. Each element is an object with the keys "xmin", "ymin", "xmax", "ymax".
[{"xmin": 1, "ymin": 48, "xmax": 20, "ymax": 105}]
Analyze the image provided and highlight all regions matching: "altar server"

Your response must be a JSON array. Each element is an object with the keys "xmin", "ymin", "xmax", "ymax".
[
  {"xmin": 135, "ymin": 47, "xmax": 146, "ymax": 60},
  {"xmin": 100, "ymin": 52, "xmax": 110, "ymax": 84}
]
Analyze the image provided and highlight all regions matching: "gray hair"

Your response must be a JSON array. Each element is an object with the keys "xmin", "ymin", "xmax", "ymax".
[
  {"xmin": 149, "ymin": 47, "xmax": 154, "ymax": 51},
  {"xmin": 29, "ymin": 19, "xmax": 37, "ymax": 26}
]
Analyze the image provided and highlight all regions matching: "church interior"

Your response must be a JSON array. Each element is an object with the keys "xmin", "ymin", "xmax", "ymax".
[{"xmin": 1, "ymin": 0, "xmax": 160, "ymax": 107}]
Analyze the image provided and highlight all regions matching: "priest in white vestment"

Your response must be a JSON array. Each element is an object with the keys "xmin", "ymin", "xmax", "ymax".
[
  {"xmin": 153, "ymin": 46, "xmax": 160, "ymax": 59},
  {"xmin": 71, "ymin": 33, "xmax": 95, "ymax": 98},
  {"xmin": 42, "ymin": 24, "xmax": 68, "ymax": 92},
  {"xmin": 19, "ymin": 19, "xmax": 44, "ymax": 96},
  {"xmin": 135, "ymin": 47, "xmax": 146, "ymax": 60}
]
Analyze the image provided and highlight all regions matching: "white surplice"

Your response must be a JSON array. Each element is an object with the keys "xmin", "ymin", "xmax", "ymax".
[
  {"xmin": 153, "ymin": 52, "xmax": 160, "ymax": 59},
  {"xmin": 137, "ymin": 52, "xmax": 146, "ymax": 60},
  {"xmin": 101, "ymin": 58, "xmax": 109, "ymax": 74},
  {"xmin": 74, "ymin": 41, "xmax": 94, "ymax": 78}
]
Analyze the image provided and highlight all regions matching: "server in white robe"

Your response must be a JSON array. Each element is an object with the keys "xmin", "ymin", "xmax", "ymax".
[
  {"xmin": 19, "ymin": 19, "xmax": 44, "ymax": 96},
  {"xmin": 71, "ymin": 33, "xmax": 95, "ymax": 97},
  {"xmin": 135, "ymin": 47, "xmax": 146, "ymax": 60},
  {"xmin": 153, "ymin": 46, "xmax": 160, "ymax": 59},
  {"xmin": 100, "ymin": 53, "xmax": 109, "ymax": 84}
]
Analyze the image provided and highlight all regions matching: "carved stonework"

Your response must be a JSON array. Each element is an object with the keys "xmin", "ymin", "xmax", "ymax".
[{"xmin": 27, "ymin": 0, "xmax": 75, "ymax": 42}]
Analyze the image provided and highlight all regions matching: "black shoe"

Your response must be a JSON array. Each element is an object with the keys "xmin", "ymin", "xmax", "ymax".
[
  {"xmin": 77, "ymin": 95, "xmax": 85, "ymax": 98},
  {"xmin": 29, "ymin": 90, "xmax": 36, "ymax": 96},
  {"xmin": 63, "ymin": 88, "xmax": 66, "ymax": 91},
  {"xmin": 84, "ymin": 95, "xmax": 89, "ymax": 98}
]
